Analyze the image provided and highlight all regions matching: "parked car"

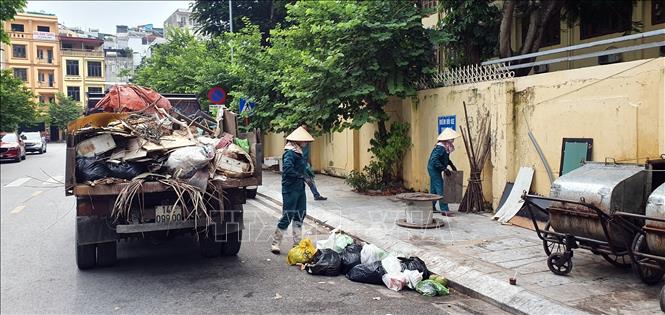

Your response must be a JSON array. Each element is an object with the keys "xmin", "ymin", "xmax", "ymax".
[
  {"xmin": 0, "ymin": 132, "xmax": 27, "ymax": 162},
  {"xmin": 21, "ymin": 132, "xmax": 46, "ymax": 154}
]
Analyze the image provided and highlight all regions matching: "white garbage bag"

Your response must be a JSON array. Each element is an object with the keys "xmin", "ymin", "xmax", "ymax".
[{"xmin": 360, "ymin": 243, "xmax": 388, "ymax": 265}]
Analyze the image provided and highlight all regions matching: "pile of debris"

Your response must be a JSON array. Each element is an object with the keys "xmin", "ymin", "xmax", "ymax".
[
  {"xmin": 68, "ymin": 85, "xmax": 255, "ymax": 224},
  {"xmin": 288, "ymin": 229, "xmax": 450, "ymax": 296}
]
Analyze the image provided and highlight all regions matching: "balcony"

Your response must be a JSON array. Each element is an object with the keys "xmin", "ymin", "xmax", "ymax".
[
  {"xmin": 35, "ymin": 58, "xmax": 55, "ymax": 65},
  {"xmin": 61, "ymin": 49, "xmax": 103, "ymax": 58},
  {"xmin": 37, "ymin": 81, "xmax": 56, "ymax": 89}
]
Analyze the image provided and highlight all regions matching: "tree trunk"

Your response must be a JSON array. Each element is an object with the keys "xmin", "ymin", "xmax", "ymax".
[
  {"xmin": 377, "ymin": 119, "xmax": 387, "ymax": 140},
  {"xmin": 499, "ymin": 0, "xmax": 516, "ymax": 58}
]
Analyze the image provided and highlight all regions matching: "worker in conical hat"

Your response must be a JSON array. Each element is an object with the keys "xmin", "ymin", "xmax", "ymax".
[
  {"xmin": 427, "ymin": 128, "xmax": 459, "ymax": 217},
  {"xmin": 271, "ymin": 126, "xmax": 315, "ymax": 254}
]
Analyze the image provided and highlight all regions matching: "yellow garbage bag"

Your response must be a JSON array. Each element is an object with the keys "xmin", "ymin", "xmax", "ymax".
[{"xmin": 287, "ymin": 239, "xmax": 317, "ymax": 265}]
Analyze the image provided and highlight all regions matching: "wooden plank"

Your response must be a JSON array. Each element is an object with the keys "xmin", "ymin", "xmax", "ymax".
[{"xmin": 443, "ymin": 170, "xmax": 463, "ymax": 203}]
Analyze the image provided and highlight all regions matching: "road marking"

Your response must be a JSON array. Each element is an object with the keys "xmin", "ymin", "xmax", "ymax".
[
  {"xmin": 4, "ymin": 177, "xmax": 31, "ymax": 187},
  {"xmin": 10, "ymin": 206, "xmax": 26, "ymax": 214},
  {"xmin": 31, "ymin": 190, "xmax": 43, "ymax": 197},
  {"xmin": 42, "ymin": 175, "xmax": 64, "ymax": 185}
]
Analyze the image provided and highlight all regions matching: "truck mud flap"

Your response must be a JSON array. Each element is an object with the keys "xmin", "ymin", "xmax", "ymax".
[{"xmin": 76, "ymin": 216, "xmax": 118, "ymax": 245}]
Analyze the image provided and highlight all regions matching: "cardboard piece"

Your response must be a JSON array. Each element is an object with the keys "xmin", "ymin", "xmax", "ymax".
[
  {"xmin": 76, "ymin": 134, "xmax": 116, "ymax": 157},
  {"xmin": 141, "ymin": 134, "xmax": 197, "ymax": 152},
  {"xmin": 124, "ymin": 138, "xmax": 148, "ymax": 161},
  {"xmin": 443, "ymin": 170, "xmax": 464, "ymax": 203}
]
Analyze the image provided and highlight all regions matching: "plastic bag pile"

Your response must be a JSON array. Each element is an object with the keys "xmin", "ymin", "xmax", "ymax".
[
  {"xmin": 70, "ymin": 85, "xmax": 256, "ymax": 188},
  {"xmin": 287, "ymin": 229, "xmax": 450, "ymax": 297}
]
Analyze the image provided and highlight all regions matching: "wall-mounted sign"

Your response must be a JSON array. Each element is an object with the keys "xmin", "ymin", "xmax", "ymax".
[
  {"xmin": 33, "ymin": 31, "xmax": 56, "ymax": 41},
  {"xmin": 438, "ymin": 115, "xmax": 456, "ymax": 134}
]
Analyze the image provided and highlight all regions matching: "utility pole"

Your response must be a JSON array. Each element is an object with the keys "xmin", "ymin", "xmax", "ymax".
[{"xmin": 229, "ymin": 0, "xmax": 234, "ymax": 63}]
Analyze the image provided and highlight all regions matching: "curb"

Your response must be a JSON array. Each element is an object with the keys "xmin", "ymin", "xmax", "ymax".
[{"xmin": 257, "ymin": 191, "xmax": 587, "ymax": 315}]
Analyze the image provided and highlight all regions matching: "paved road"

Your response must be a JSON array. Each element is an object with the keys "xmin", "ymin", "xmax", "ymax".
[{"xmin": 1, "ymin": 143, "xmax": 505, "ymax": 314}]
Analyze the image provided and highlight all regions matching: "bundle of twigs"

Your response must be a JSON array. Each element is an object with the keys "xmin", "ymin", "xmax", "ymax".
[
  {"xmin": 111, "ymin": 175, "xmax": 213, "ymax": 232},
  {"xmin": 459, "ymin": 101, "xmax": 492, "ymax": 213}
]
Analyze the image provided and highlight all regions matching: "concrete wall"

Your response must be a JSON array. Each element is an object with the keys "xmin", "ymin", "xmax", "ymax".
[{"xmin": 263, "ymin": 57, "xmax": 665, "ymax": 210}]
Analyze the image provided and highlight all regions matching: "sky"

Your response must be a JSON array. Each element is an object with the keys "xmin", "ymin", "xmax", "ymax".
[{"xmin": 26, "ymin": 0, "xmax": 193, "ymax": 34}]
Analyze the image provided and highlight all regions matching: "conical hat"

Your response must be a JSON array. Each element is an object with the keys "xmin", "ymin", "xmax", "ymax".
[
  {"xmin": 286, "ymin": 126, "xmax": 315, "ymax": 142},
  {"xmin": 437, "ymin": 128, "xmax": 460, "ymax": 141}
]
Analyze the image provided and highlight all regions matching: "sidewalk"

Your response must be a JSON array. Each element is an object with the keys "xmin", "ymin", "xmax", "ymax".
[{"xmin": 257, "ymin": 171, "xmax": 661, "ymax": 314}]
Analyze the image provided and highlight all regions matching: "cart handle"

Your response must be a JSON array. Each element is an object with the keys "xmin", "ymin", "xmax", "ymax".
[
  {"xmin": 614, "ymin": 211, "xmax": 665, "ymax": 223},
  {"xmin": 605, "ymin": 157, "xmax": 617, "ymax": 165}
]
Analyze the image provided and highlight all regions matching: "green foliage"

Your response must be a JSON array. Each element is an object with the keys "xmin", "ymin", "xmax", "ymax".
[
  {"xmin": 49, "ymin": 92, "xmax": 81, "ymax": 130},
  {"xmin": 345, "ymin": 161, "xmax": 385, "ymax": 192},
  {"xmin": 191, "ymin": 0, "xmax": 292, "ymax": 43},
  {"xmin": 436, "ymin": 0, "xmax": 500, "ymax": 67},
  {"xmin": 346, "ymin": 122, "xmax": 412, "ymax": 192},
  {"xmin": 266, "ymin": 0, "xmax": 436, "ymax": 134},
  {"xmin": 0, "ymin": 69, "xmax": 35, "ymax": 132},
  {"xmin": 0, "ymin": 0, "xmax": 26, "ymax": 45}
]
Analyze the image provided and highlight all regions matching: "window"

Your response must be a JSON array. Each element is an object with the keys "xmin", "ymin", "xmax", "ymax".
[
  {"xmin": 88, "ymin": 87, "xmax": 103, "ymax": 94},
  {"xmin": 13, "ymin": 68, "xmax": 27, "ymax": 81},
  {"xmin": 10, "ymin": 23, "xmax": 24, "ymax": 32},
  {"xmin": 420, "ymin": 0, "xmax": 437, "ymax": 10},
  {"xmin": 66, "ymin": 60, "xmax": 79, "ymax": 76},
  {"xmin": 12, "ymin": 44, "xmax": 26, "ymax": 58},
  {"xmin": 580, "ymin": 2, "xmax": 632, "ymax": 39},
  {"xmin": 37, "ymin": 49, "xmax": 44, "ymax": 60},
  {"xmin": 522, "ymin": 14, "xmax": 561, "ymax": 47},
  {"xmin": 87, "ymin": 61, "xmax": 102, "ymax": 77},
  {"xmin": 37, "ymin": 25, "xmax": 50, "ymax": 32},
  {"xmin": 654, "ymin": 0, "xmax": 665, "ymax": 25},
  {"xmin": 62, "ymin": 43, "xmax": 73, "ymax": 49},
  {"xmin": 67, "ymin": 86, "xmax": 81, "ymax": 101}
]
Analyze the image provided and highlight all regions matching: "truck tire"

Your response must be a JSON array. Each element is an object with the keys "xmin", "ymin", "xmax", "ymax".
[
  {"xmin": 200, "ymin": 234, "xmax": 221, "ymax": 258},
  {"xmin": 96, "ymin": 241, "xmax": 117, "ymax": 267},
  {"xmin": 221, "ymin": 230, "xmax": 242, "ymax": 256},
  {"xmin": 76, "ymin": 244, "xmax": 96, "ymax": 270},
  {"xmin": 246, "ymin": 187, "xmax": 257, "ymax": 199}
]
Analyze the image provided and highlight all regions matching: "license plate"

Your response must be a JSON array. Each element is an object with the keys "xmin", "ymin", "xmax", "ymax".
[{"xmin": 155, "ymin": 205, "xmax": 183, "ymax": 223}]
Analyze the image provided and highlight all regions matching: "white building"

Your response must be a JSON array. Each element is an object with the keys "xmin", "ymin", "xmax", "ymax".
[{"xmin": 163, "ymin": 9, "xmax": 198, "ymax": 38}]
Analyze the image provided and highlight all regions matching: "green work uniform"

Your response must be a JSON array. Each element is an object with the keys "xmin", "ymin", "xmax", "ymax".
[
  {"xmin": 427, "ymin": 144, "xmax": 452, "ymax": 211},
  {"xmin": 278, "ymin": 148, "xmax": 307, "ymax": 230}
]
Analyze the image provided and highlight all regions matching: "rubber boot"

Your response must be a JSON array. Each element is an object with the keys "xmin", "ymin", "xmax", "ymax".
[
  {"xmin": 271, "ymin": 228, "xmax": 285, "ymax": 254},
  {"xmin": 292, "ymin": 223, "xmax": 303, "ymax": 245}
]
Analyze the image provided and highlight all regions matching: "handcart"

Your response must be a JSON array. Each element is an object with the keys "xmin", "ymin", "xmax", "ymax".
[{"xmin": 521, "ymin": 162, "xmax": 648, "ymax": 275}]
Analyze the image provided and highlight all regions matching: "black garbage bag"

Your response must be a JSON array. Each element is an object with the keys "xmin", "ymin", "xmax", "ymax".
[
  {"xmin": 76, "ymin": 156, "xmax": 110, "ymax": 182},
  {"xmin": 399, "ymin": 256, "xmax": 431, "ymax": 280},
  {"xmin": 346, "ymin": 261, "xmax": 386, "ymax": 285},
  {"xmin": 340, "ymin": 244, "xmax": 362, "ymax": 274},
  {"xmin": 107, "ymin": 162, "xmax": 146, "ymax": 179},
  {"xmin": 306, "ymin": 249, "xmax": 342, "ymax": 276}
]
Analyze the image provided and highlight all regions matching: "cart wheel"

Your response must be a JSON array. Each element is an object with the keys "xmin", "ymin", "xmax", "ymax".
[
  {"xmin": 600, "ymin": 253, "xmax": 631, "ymax": 269},
  {"xmin": 542, "ymin": 222, "xmax": 564, "ymax": 256},
  {"xmin": 547, "ymin": 253, "xmax": 573, "ymax": 276},
  {"xmin": 660, "ymin": 285, "xmax": 665, "ymax": 312},
  {"xmin": 632, "ymin": 234, "xmax": 665, "ymax": 285}
]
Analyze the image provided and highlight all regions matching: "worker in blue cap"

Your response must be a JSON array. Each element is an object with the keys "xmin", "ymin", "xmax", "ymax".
[
  {"xmin": 271, "ymin": 126, "xmax": 315, "ymax": 254},
  {"xmin": 427, "ymin": 128, "xmax": 459, "ymax": 216}
]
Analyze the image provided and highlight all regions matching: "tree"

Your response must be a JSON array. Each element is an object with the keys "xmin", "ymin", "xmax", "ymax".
[
  {"xmin": 436, "ymin": 0, "xmax": 501, "ymax": 67},
  {"xmin": 0, "ymin": 69, "xmax": 36, "ymax": 131},
  {"xmin": 49, "ymin": 92, "xmax": 81, "ymax": 132},
  {"xmin": 498, "ymin": 0, "xmax": 635, "ymax": 75},
  {"xmin": 191, "ymin": 0, "xmax": 293, "ymax": 43},
  {"xmin": 0, "ymin": 0, "xmax": 26, "ymax": 45},
  {"xmin": 266, "ymin": 0, "xmax": 436, "ymax": 138}
]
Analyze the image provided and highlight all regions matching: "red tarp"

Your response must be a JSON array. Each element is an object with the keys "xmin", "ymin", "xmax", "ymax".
[{"xmin": 94, "ymin": 85, "xmax": 172, "ymax": 114}]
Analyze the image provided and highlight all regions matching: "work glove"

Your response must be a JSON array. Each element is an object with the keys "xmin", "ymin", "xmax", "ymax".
[
  {"xmin": 450, "ymin": 163, "xmax": 457, "ymax": 172},
  {"xmin": 444, "ymin": 169, "xmax": 452, "ymax": 177}
]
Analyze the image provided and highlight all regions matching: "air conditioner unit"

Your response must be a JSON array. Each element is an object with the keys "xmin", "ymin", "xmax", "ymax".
[
  {"xmin": 598, "ymin": 52, "xmax": 622, "ymax": 65},
  {"xmin": 533, "ymin": 64, "xmax": 549, "ymax": 74}
]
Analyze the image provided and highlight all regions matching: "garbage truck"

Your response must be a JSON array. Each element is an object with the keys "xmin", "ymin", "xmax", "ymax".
[{"xmin": 65, "ymin": 91, "xmax": 262, "ymax": 269}]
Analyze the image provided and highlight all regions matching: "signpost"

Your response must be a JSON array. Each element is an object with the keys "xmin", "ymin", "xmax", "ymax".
[
  {"xmin": 438, "ymin": 115, "xmax": 456, "ymax": 134},
  {"xmin": 207, "ymin": 86, "xmax": 227, "ymax": 105}
]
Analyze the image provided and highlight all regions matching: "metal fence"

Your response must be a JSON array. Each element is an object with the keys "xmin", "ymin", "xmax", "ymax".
[{"xmin": 413, "ymin": 63, "xmax": 515, "ymax": 90}]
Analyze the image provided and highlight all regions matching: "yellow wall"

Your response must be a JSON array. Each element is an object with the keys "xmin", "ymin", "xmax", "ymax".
[
  {"xmin": 61, "ymin": 50, "xmax": 105, "ymax": 107},
  {"xmin": 263, "ymin": 57, "xmax": 665, "ymax": 211},
  {"xmin": 1, "ymin": 13, "xmax": 60, "ymax": 102}
]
